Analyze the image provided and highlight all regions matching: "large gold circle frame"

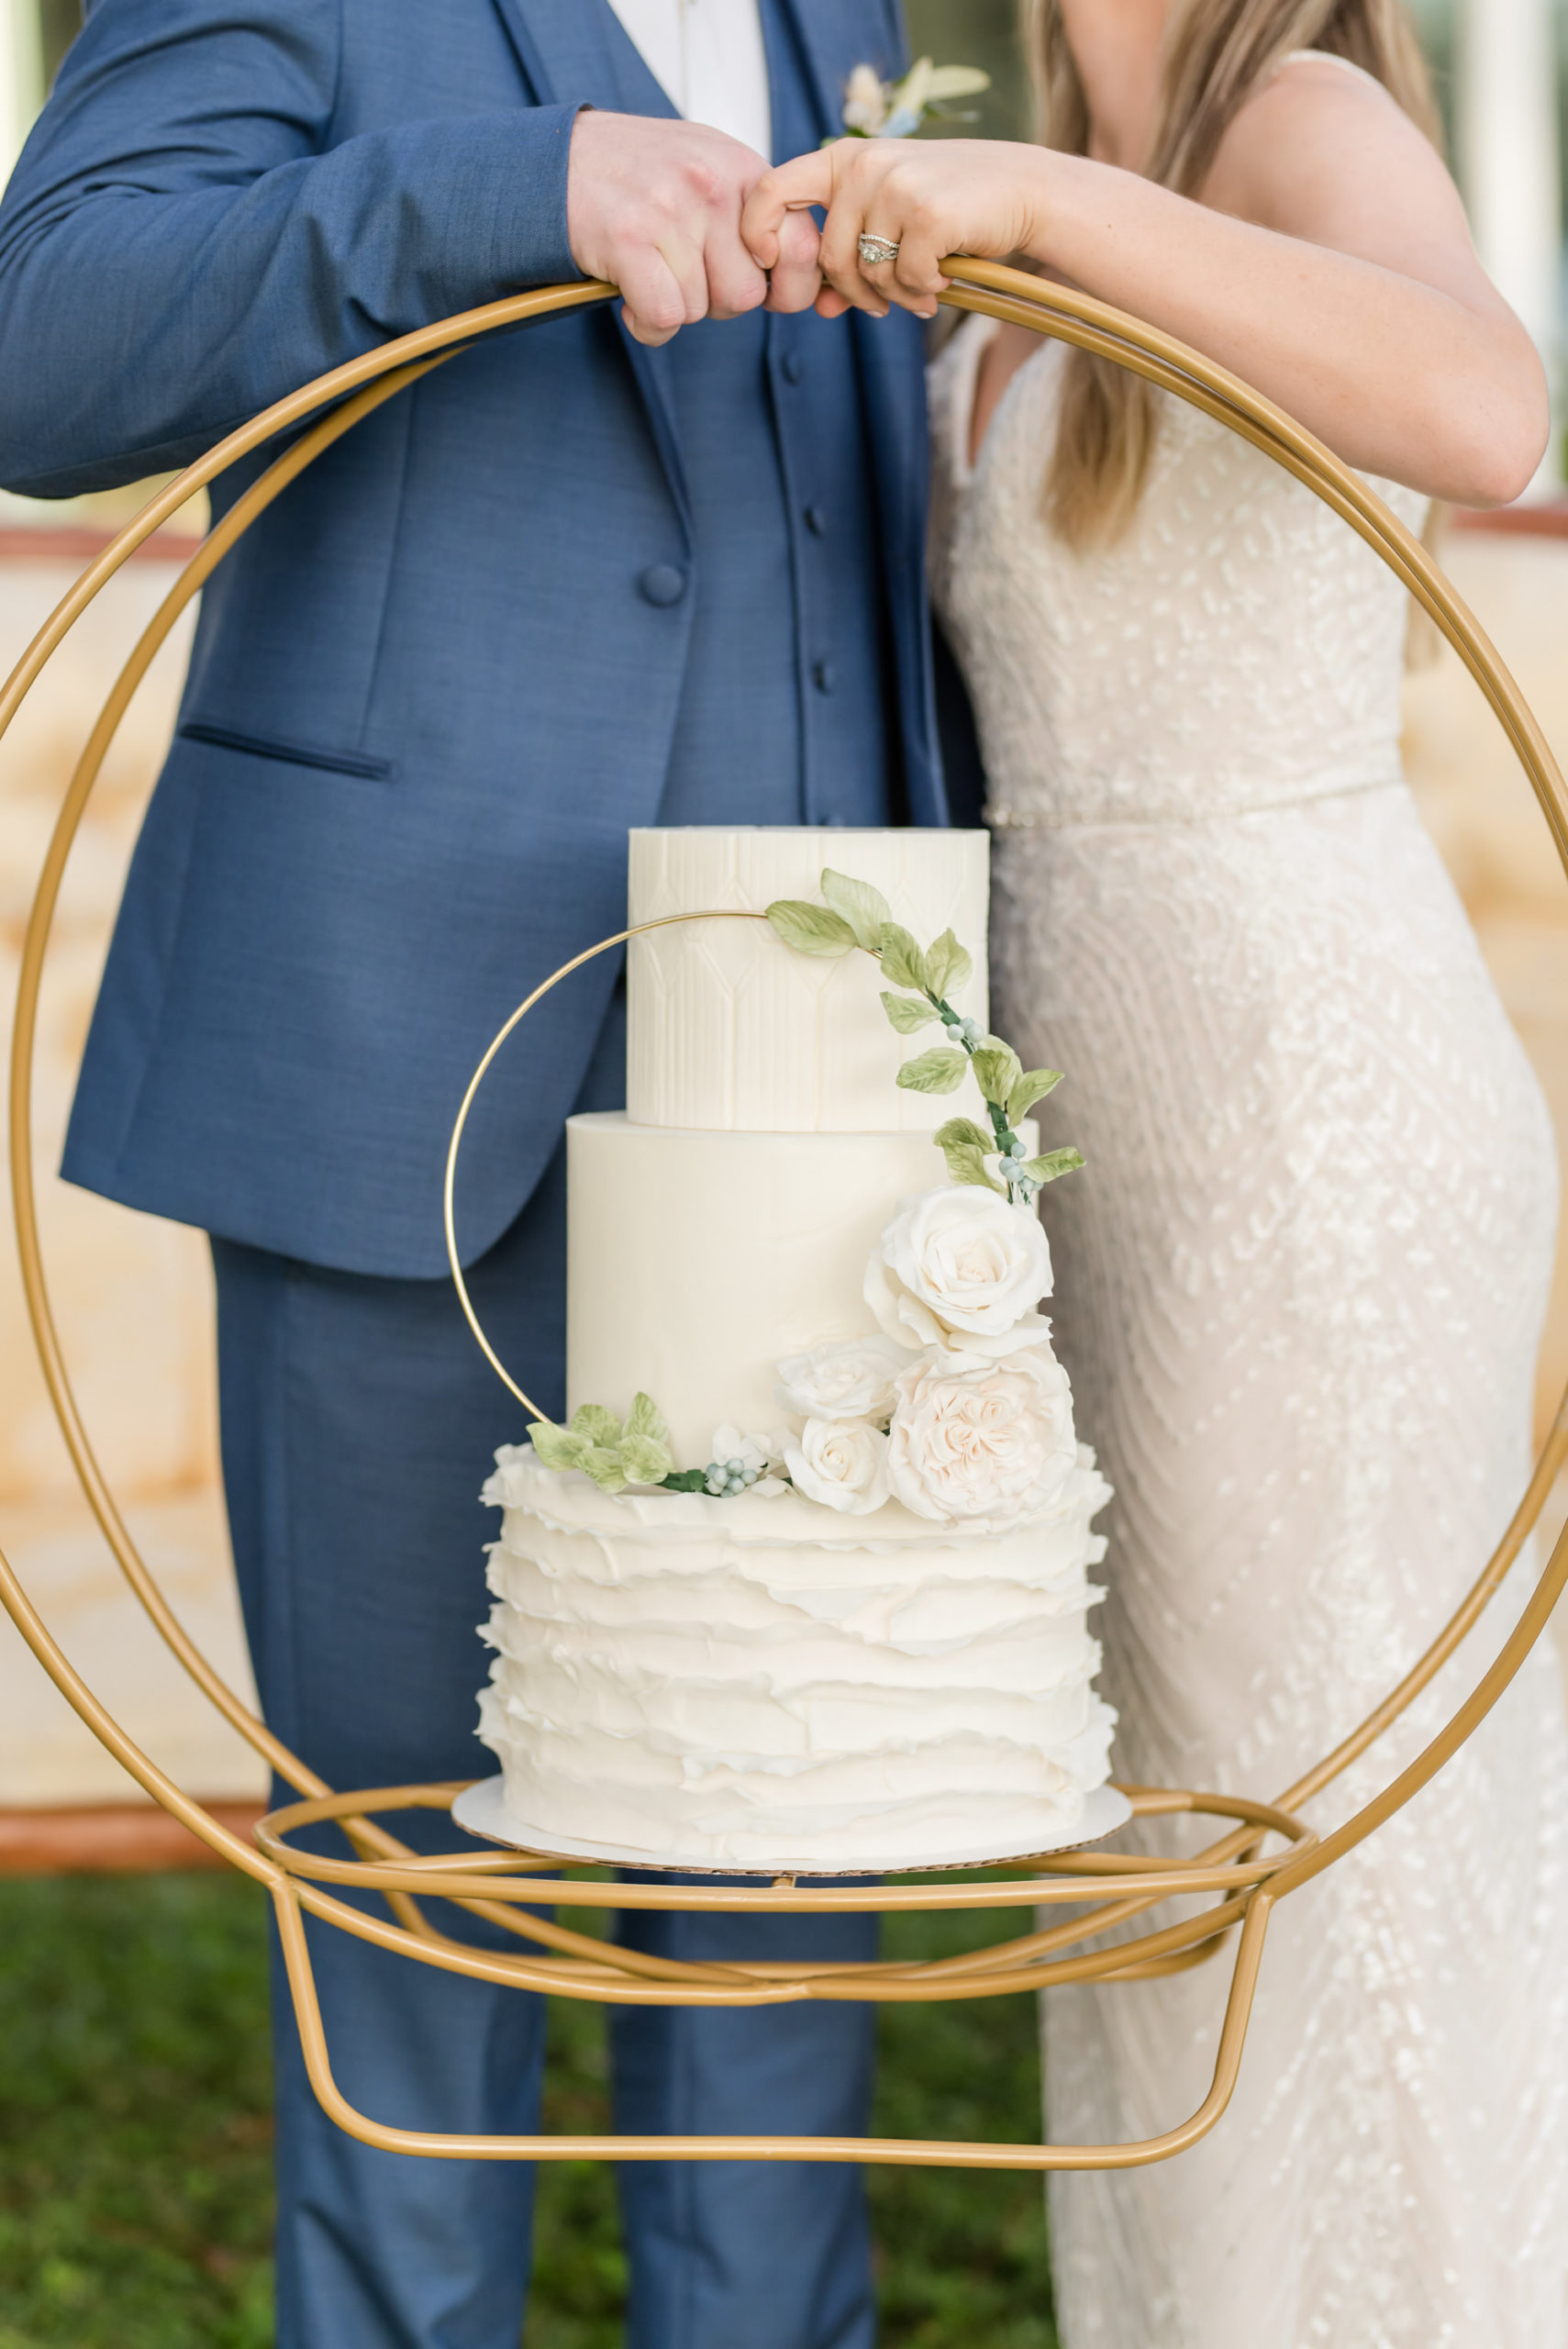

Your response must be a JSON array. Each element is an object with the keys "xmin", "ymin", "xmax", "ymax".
[{"xmin": 4, "ymin": 262, "xmax": 1568, "ymax": 2174}]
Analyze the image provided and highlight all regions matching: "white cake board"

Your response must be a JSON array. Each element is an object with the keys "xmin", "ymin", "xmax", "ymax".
[{"xmin": 450, "ymin": 1776, "xmax": 1133, "ymax": 1877}]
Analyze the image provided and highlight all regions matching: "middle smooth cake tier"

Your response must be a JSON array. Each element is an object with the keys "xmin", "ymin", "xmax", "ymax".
[{"xmin": 567, "ymin": 1111, "xmax": 939, "ymax": 1467}]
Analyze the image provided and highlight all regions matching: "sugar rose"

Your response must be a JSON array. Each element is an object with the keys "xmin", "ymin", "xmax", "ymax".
[
  {"xmin": 776, "ymin": 1334, "xmax": 908, "ymax": 1424},
  {"xmin": 785, "ymin": 1418, "xmax": 891, "ymax": 1516},
  {"xmin": 886, "ymin": 1345, "xmax": 1076, "ymax": 1533},
  {"xmin": 867, "ymin": 1186, "xmax": 1053, "ymax": 1359}
]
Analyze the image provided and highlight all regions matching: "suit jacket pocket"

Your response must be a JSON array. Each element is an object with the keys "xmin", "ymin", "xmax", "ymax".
[{"xmin": 178, "ymin": 720, "xmax": 394, "ymax": 782}]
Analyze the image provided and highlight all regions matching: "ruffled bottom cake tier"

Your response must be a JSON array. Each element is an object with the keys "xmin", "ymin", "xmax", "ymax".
[{"xmin": 477, "ymin": 1447, "xmax": 1118, "ymax": 1872}]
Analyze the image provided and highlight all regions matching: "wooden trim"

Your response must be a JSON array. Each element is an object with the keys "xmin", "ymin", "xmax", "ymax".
[
  {"xmin": 1452, "ymin": 501, "xmax": 1568, "ymax": 540},
  {"xmin": 0, "ymin": 526, "xmax": 205, "ymax": 565},
  {"xmin": 0, "ymin": 1800, "xmax": 265, "ymax": 1876}
]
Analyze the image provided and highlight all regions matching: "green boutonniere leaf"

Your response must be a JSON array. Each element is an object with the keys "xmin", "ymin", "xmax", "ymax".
[
  {"xmin": 619, "ymin": 1433, "xmax": 676, "ymax": 1486},
  {"xmin": 1023, "ymin": 1148, "xmax": 1086, "ymax": 1186},
  {"xmin": 878, "ymin": 922, "xmax": 929, "ymax": 993},
  {"xmin": 529, "ymin": 1419, "xmax": 593, "ymax": 1474},
  {"xmin": 971, "ymin": 1041, "xmax": 1024, "ymax": 1108},
  {"xmin": 1008, "ymin": 1068, "xmax": 1063, "ymax": 1122},
  {"xmin": 766, "ymin": 899, "xmax": 859, "ymax": 957},
  {"xmin": 896, "ymin": 1046, "xmax": 969, "ymax": 1095},
  {"xmin": 924, "ymin": 929, "xmax": 973, "ymax": 999},
  {"xmin": 821, "ymin": 868, "xmax": 894, "ymax": 952},
  {"xmin": 927, "ymin": 63, "xmax": 991, "ymax": 99},
  {"xmin": 570, "ymin": 1403, "xmax": 623, "ymax": 1449},
  {"xmin": 881, "ymin": 991, "xmax": 940, "ymax": 1034},
  {"xmin": 625, "ymin": 1392, "xmax": 671, "ymax": 1448}
]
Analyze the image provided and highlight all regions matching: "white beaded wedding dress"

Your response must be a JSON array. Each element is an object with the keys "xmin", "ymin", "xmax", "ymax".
[{"xmin": 929, "ymin": 311, "xmax": 1568, "ymax": 2344}]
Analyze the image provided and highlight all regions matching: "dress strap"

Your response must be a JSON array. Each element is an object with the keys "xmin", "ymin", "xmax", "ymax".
[{"xmin": 1274, "ymin": 48, "xmax": 1386, "ymax": 95}]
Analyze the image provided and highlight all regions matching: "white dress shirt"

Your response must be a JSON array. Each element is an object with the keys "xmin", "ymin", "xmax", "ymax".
[{"xmin": 605, "ymin": 0, "xmax": 774, "ymax": 161}]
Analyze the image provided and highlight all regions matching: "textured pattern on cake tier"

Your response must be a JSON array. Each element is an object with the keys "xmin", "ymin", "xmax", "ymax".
[
  {"xmin": 477, "ymin": 1444, "xmax": 1116, "ymax": 1870},
  {"xmin": 627, "ymin": 828, "xmax": 990, "ymax": 1132}
]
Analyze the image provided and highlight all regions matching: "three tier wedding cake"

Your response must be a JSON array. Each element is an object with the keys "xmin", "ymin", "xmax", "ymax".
[{"xmin": 473, "ymin": 829, "xmax": 1121, "ymax": 1872}]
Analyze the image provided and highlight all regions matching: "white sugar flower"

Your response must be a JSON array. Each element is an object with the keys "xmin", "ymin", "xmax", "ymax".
[
  {"xmin": 885, "ymin": 1345, "xmax": 1075, "ymax": 1533},
  {"xmin": 866, "ymin": 1186, "xmax": 1053, "ymax": 1359},
  {"xmin": 776, "ymin": 1334, "xmax": 909, "ymax": 1425},
  {"xmin": 785, "ymin": 1418, "xmax": 892, "ymax": 1516}
]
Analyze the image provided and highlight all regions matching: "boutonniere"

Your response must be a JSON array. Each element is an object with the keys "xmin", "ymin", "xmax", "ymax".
[{"xmin": 836, "ymin": 56, "xmax": 991, "ymax": 142}]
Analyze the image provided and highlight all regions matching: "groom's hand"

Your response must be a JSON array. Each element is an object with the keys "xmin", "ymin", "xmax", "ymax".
[{"xmin": 567, "ymin": 113, "xmax": 823, "ymax": 346}]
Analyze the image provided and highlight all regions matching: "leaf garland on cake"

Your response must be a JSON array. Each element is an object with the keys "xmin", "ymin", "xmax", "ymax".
[
  {"xmin": 821, "ymin": 869, "xmax": 893, "ymax": 951},
  {"xmin": 765, "ymin": 900, "xmax": 859, "ymax": 957},
  {"xmin": 526, "ymin": 1394, "xmax": 798, "ymax": 1503},
  {"xmin": 765, "ymin": 867, "xmax": 1085, "ymax": 1208},
  {"xmin": 895, "ymin": 1046, "xmax": 969, "ymax": 1096},
  {"xmin": 528, "ymin": 1392, "xmax": 678, "ymax": 1493},
  {"xmin": 880, "ymin": 991, "xmax": 940, "ymax": 1033}
]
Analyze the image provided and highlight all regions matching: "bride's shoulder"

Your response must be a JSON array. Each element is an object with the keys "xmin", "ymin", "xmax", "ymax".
[{"xmin": 1201, "ymin": 45, "xmax": 1436, "ymax": 227}]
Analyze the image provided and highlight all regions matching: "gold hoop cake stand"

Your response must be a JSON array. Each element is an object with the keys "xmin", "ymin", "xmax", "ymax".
[{"xmin": 5, "ymin": 261, "xmax": 1568, "ymax": 2173}]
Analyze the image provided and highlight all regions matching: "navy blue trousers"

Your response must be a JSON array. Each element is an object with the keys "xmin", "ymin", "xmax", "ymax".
[{"xmin": 210, "ymin": 1028, "xmax": 878, "ymax": 2349}]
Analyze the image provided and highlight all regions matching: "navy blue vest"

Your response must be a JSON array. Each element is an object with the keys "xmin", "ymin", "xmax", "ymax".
[{"xmin": 600, "ymin": 0, "xmax": 895, "ymax": 829}]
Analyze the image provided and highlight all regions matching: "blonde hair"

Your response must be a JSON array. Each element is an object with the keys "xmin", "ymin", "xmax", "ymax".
[{"xmin": 1023, "ymin": 0, "xmax": 1441, "ymax": 547}]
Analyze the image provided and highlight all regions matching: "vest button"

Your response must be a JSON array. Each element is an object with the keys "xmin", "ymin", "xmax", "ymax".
[
  {"xmin": 812, "ymin": 661, "xmax": 837, "ymax": 695},
  {"xmin": 805, "ymin": 505, "xmax": 828, "ymax": 538},
  {"xmin": 639, "ymin": 563, "xmax": 687, "ymax": 607},
  {"xmin": 780, "ymin": 351, "xmax": 805, "ymax": 385}
]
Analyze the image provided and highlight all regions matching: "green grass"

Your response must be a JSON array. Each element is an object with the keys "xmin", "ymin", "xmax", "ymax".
[{"xmin": 0, "ymin": 1876, "xmax": 1057, "ymax": 2347}]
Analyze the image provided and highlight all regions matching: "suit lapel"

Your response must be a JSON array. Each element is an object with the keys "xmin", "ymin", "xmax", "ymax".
[
  {"xmin": 490, "ymin": 0, "xmax": 692, "ymax": 538},
  {"xmin": 774, "ymin": 0, "xmax": 905, "ymax": 145},
  {"xmin": 489, "ymin": 0, "xmax": 625, "ymax": 115}
]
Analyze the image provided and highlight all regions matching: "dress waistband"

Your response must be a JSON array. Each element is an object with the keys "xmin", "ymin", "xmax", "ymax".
[{"xmin": 985, "ymin": 772, "xmax": 1404, "ymax": 834}]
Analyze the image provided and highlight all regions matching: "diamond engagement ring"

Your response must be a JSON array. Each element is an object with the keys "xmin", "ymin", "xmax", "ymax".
[{"xmin": 858, "ymin": 234, "xmax": 901, "ymax": 267}]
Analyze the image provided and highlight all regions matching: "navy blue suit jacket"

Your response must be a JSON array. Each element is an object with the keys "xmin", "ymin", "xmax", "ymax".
[{"xmin": 0, "ymin": 0, "xmax": 943, "ymax": 1276}]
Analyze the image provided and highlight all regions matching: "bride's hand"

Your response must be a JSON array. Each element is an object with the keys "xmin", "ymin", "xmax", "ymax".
[{"xmin": 743, "ymin": 139, "xmax": 1052, "ymax": 322}]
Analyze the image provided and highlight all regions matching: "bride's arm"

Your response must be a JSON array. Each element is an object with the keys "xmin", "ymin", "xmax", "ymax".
[{"xmin": 743, "ymin": 61, "xmax": 1546, "ymax": 508}]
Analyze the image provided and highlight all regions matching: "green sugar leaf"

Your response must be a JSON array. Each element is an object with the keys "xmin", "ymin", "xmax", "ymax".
[
  {"xmin": 821, "ymin": 868, "xmax": 894, "ymax": 952},
  {"xmin": 766, "ymin": 898, "xmax": 858, "ymax": 957},
  {"xmin": 583, "ymin": 1446, "xmax": 629, "ymax": 1495},
  {"xmin": 570, "ymin": 1403, "xmax": 623, "ymax": 1448},
  {"xmin": 1023, "ymin": 1148, "xmax": 1086, "ymax": 1186},
  {"xmin": 940, "ymin": 1140, "xmax": 1006, "ymax": 1194},
  {"xmin": 1008, "ymin": 1067, "xmax": 1064, "ymax": 1122},
  {"xmin": 529, "ymin": 1420, "xmax": 593, "ymax": 1474},
  {"xmin": 619, "ymin": 1433, "xmax": 676, "ymax": 1486},
  {"xmin": 934, "ymin": 1116, "xmax": 993, "ymax": 1154},
  {"xmin": 971, "ymin": 1041, "xmax": 1024, "ymax": 1108},
  {"xmin": 924, "ymin": 929, "xmax": 973, "ymax": 1000},
  {"xmin": 896, "ymin": 1047, "xmax": 969, "ymax": 1096},
  {"xmin": 878, "ymin": 922, "xmax": 930, "ymax": 993},
  {"xmin": 881, "ymin": 991, "xmax": 940, "ymax": 1035},
  {"xmin": 625, "ymin": 1392, "xmax": 671, "ymax": 1448},
  {"xmin": 661, "ymin": 1468, "xmax": 712, "ymax": 1494}
]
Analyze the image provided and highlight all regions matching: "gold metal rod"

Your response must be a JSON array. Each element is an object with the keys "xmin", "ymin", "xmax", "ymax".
[
  {"xmin": 273, "ymin": 1875, "xmax": 1273, "ymax": 2166},
  {"xmin": 0, "ymin": 263, "xmax": 1563, "ymax": 2166}
]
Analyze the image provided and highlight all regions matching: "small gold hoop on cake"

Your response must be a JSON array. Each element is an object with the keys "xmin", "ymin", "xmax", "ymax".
[{"xmin": 441, "ymin": 908, "xmax": 771, "ymax": 1424}]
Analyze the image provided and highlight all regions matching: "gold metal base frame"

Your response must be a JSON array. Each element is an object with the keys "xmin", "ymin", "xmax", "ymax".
[{"xmin": 4, "ymin": 261, "xmax": 1568, "ymax": 2173}]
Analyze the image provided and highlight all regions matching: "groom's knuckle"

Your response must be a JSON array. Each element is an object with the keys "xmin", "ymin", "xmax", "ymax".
[{"xmin": 678, "ymin": 157, "xmax": 726, "ymax": 212}]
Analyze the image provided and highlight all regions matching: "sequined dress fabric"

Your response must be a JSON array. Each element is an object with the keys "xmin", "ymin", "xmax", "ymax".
[{"xmin": 929, "ymin": 317, "xmax": 1568, "ymax": 2346}]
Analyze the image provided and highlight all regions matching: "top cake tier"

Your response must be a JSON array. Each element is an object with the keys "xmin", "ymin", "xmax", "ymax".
[{"xmin": 627, "ymin": 828, "xmax": 990, "ymax": 1132}]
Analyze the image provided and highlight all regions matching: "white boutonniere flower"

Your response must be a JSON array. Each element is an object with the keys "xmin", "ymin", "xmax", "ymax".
[{"xmin": 837, "ymin": 56, "xmax": 990, "ymax": 143}]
